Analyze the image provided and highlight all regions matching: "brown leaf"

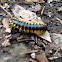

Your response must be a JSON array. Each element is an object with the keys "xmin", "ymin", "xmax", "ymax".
[
  {"xmin": 2, "ymin": 18, "xmax": 11, "ymax": 33},
  {"xmin": 2, "ymin": 18, "xmax": 9, "ymax": 28},
  {"xmin": 36, "ymin": 52, "xmax": 48, "ymax": 62},
  {"xmin": 11, "ymin": 5, "xmax": 44, "ymax": 23},
  {"xmin": 1, "ymin": 39, "xmax": 11, "ymax": 47}
]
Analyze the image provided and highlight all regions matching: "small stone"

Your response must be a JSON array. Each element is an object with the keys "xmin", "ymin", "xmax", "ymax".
[{"xmin": 31, "ymin": 53, "xmax": 36, "ymax": 59}]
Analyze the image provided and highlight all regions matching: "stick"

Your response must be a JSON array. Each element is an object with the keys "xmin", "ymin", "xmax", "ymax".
[
  {"xmin": 0, "ymin": 5, "xmax": 12, "ymax": 18},
  {"xmin": 56, "ymin": 18, "xmax": 62, "ymax": 24},
  {"xmin": 41, "ymin": 6, "xmax": 45, "ymax": 15},
  {"xmin": 23, "ymin": 50, "xmax": 39, "ymax": 54}
]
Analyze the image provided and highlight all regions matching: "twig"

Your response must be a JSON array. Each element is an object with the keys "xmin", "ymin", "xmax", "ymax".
[
  {"xmin": 56, "ymin": 18, "xmax": 62, "ymax": 24},
  {"xmin": 0, "ymin": 5, "xmax": 12, "ymax": 18},
  {"xmin": 17, "ymin": 38, "xmax": 34, "ymax": 42},
  {"xmin": 22, "ymin": 50, "xmax": 39, "ymax": 54},
  {"xmin": 41, "ymin": 6, "xmax": 45, "ymax": 15},
  {"xmin": 35, "ymin": 36, "xmax": 37, "ymax": 43}
]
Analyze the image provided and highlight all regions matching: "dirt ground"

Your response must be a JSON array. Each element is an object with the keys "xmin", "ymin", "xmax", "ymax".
[{"xmin": 0, "ymin": 1, "xmax": 62, "ymax": 62}]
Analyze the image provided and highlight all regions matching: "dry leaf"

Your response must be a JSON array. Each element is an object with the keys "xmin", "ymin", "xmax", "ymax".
[
  {"xmin": 11, "ymin": 5, "xmax": 44, "ymax": 23},
  {"xmin": 38, "ymin": 31, "xmax": 52, "ymax": 43},
  {"xmin": 1, "ymin": 39, "xmax": 11, "ymax": 47},
  {"xmin": 2, "ymin": 18, "xmax": 9, "ymax": 28},
  {"xmin": 36, "ymin": 52, "xmax": 48, "ymax": 62},
  {"xmin": 2, "ymin": 18, "xmax": 11, "ymax": 33},
  {"xmin": 5, "ymin": 28, "xmax": 11, "ymax": 33},
  {"xmin": 48, "ymin": 56, "xmax": 58, "ymax": 60}
]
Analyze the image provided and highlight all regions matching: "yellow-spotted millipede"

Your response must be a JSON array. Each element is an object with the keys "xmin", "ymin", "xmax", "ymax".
[{"xmin": 9, "ymin": 18, "xmax": 47, "ymax": 35}]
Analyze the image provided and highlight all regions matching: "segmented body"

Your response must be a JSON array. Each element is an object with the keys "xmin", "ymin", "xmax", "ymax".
[{"xmin": 9, "ymin": 18, "xmax": 47, "ymax": 35}]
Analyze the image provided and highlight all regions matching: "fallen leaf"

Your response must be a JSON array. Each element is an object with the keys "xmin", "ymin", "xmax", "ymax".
[
  {"xmin": 28, "ymin": 4, "xmax": 41, "ymax": 12},
  {"xmin": 11, "ymin": 5, "xmax": 44, "ymax": 23},
  {"xmin": 36, "ymin": 52, "xmax": 48, "ymax": 62},
  {"xmin": 38, "ymin": 31, "xmax": 52, "ymax": 43},
  {"xmin": 5, "ymin": 28, "xmax": 11, "ymax": 33},
  {"xmin": 1, "ymin": 39, "xmax": 11, "ymax": 47},
  {"xmin": 48, "ymin": 56, "xmax": 58, "ymax": 60},
  {"xmin": 2, "ymin": 18, "xmax": 11, "ymax": 33},
  {"xmin": 2, "ymin": 18, "xmax": 9, "ymax": 28}
]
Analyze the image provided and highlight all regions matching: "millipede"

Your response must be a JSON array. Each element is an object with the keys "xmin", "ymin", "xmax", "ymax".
[{"xmin": 9, "ymin": 18, "xmax": 47, "ymax": 35}]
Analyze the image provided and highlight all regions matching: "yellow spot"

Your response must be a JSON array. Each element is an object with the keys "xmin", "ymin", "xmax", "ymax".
[
  {"xmin": 26, "ymin": 22, "xmax": 28, "ymax": 24},
  {"xmin": 9, "ymin": 21, "xmax": 11, "ymax": 23},
  {"xmin": 23, "ymin": 21, "xmax": 25, "ymax": 23},
  {"xmin": 30, "ymin": 30, "xmax": 33, "ymax": 33},
  {"xmin": 26, "ymin": 29, "xmax": 29, "ymax": 33},
  {"xmin": 31, "ymin": 23, "xmax": 33, "ymax": 25},
  {"xmin": 34, "ymin": 23, "xmax": 37, "ymax": 25},
  {"xmin": 40, "ymin": 30, "xmax": 45, "ymax": 34},
  {"xmin": 40, "ymin": 23, "xmax": 43, "ymax": 25},
  {"xmin": 23, "ymin": 28, "xmax": 26, "ymax": 32},
  {"xmin": 34, "ymin": 30, "xmax": 37, "ymax": 33},
  {"xmin": 17, "ymin": 18, "xmax": 19, "ymax": 21},
  {"xmin": 38, "ymin": 23, "xmax": 40, "ymax": 25},
  {"xmin": 11, "ymin": 22, "xmax": 13, "ymax": 25},
  {"xmin": 16, "ymin": 26, "xmax": 18, "ymax": 28},
  {"xmin": 9, "ymin": 23, "xmax": 11, "ymax": 25},
  {"xmin": 19, "ymin": 27, "xmax": 22, "ymax": 32},
  {"xmin": 13, "ymin": 24, "xmax": 16, "ymax": 27},
  {"xmin": 28, "ymin": 22, "xmax": 30, "ymax": 24},
  {"xmin": 10, "ymin": 22, "xmax": 13, "ymax": 27}
]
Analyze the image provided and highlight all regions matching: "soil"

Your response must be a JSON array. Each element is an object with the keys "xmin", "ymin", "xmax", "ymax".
[{"xmin": 0, "ymin": 1, "xmax": 62, "ymax": 62}]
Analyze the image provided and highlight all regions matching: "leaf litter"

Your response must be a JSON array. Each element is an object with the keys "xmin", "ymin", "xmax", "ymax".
[{"xmin": 0, "ymin": 0, "xmax": 62, "ymax": 62}]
